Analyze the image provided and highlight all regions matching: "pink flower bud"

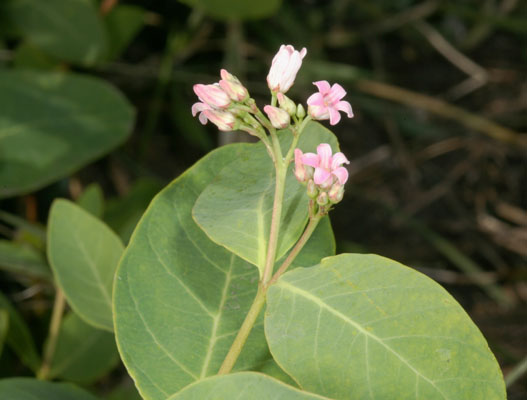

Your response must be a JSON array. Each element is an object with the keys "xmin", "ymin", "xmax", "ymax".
[
  {"xmin": 267, "ymin": 45, "xmax": 307, "ymax": 93},
  {"xmin": 264, "ymin": 105, "xmax": 290, "ymax": 129},
  {"xmin": 316, "ymin": 191, "xmax": 329, "ymax": 206},
  {"xmin": 193, "ymin": 83, "xmax": 231, "ymax": 109},
  {"xmin": 328, "ymin": 183, "xmax": 345, "ymax": 203},
  {"xmin": 277, "ymin": 92, "xmax": 296, "ymax": 116},
  {"xmin": 219, "ymin": 69, "xmax": 249, "ymax": 102},
  {"xmin": 202, "ymin": 109, "xmax": 237, "ymax": 131}
]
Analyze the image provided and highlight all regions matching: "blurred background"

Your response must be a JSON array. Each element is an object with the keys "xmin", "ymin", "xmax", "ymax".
[{"xmin": 0, "ymin": 0, "xmax": 525, "ymax": 398}]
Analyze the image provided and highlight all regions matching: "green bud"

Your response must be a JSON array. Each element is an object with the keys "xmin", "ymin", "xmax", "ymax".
[{"xmin": 296, "ymin": 103, "xmax": 306, "ymax": 119}]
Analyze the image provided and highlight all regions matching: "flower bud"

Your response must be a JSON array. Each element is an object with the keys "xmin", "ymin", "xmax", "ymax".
[
  {"xmin": 307, "ymin": 179, "xmax": 318, "ymax": 198},
  {"xmin": 193, "ymin": 84, "xmax": 231, "ymax": 109},
  {"xmin": 296, "ymin": 103, "xmax": 306, "ymax": 119},
  {"xmin": 219, "ymin": 69, "xmax": 249, "ymax": 102},
  {"xmin": 203, "ymin": 109, "xmax": 237, "ymax": 131},
  {"xmin": 264, "ymin": 105, "xmax": 290, "ymax": 129},
  {"xmin": 267, "ymin": 45, "xmax": 307, "ymax": 93},
  {"xmin": 328, "ymin": 183, "xmax": 345, "ymax": 203},
  {"xmin": 277, "ymin": 92, "xmax": 296, "ymax": 116},
  {"xmin": 316, "ymin": 191, "xmax": 329, "ymax": 206}
]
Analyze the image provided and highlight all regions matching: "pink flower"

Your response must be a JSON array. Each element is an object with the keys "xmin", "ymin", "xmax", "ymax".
[
  {"xmin": 267, "ymin": 45, "xmax": 307, "ymax": 93},
  {"xmin": 192, "ymin": 103, "xmax": 236, "ymax": 131},
  {"xmin": 193, "ymin": 83, "xmax": 231, "ymax": 109},
  {"xmin": 301, "ymin": 143, "xmax": 349, "ymax": 187},
  {"xmin": 307, "ymin": 81, "xmax": 353, "ymax": 125},
  {"xmin": 219, "ymin": 69, "xmax": 248, "ymax": 102},
  {"xmin": 264, "ymin": 105, "xmax": 290, "ymax": 129}
]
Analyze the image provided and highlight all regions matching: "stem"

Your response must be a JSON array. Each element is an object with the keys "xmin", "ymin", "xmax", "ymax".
[
  {"xmin": 37, "ymin": 288, "xmax": 66, "ymax": 380},
  {"xmin": 218, "ymin": 284, "xmax": 267, "ymax": 374},
  {"xmin": 261, "ymin": 165, "xmax": 287, "ymax": 284},
  {"xmin": 268, "ymin": 215, "xmax": 322, "ymax": 285}
]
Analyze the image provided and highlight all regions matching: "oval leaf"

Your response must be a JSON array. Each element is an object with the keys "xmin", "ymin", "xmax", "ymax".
[
  {"xmin": 48, "ymin": 312, "xmax": 119, "ymax": 384},
  {"xmin": 265, "ymin": 254, "xmax": 506, "ymax": 399},
  {"xmin": 193, "ymin": 122, "xmax": 338, "ymax": 275},
  {"xmin": 167, "ymin": 372, "xmax": 330, "ymax": 400},
  {"xmin": 0, "ymin": 378, "xmax": 98, "ymax": 400},
  {"xmin": 7, "ymin": 0, "xmax": 106, "ymax": 65},
  {"xmin": 114, "ymin": 144, "xmax": 335, "ymax": 399},
  {"xmin": 48, "ymin": 199, "xmax": 124, "ymax": 331},
  {"xmin": 0, "ymin": 70, "xmax": 134, "ymax": 199}
]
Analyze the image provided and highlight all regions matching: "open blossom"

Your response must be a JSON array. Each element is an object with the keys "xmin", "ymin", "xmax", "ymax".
[
  {"xmin": 264, "ymin": 105, "xmax": 290, "ymax": 129},
  {"xmin": 192, "ymin": 103, "xmax": 236, "ymax": 131},
  {"xmin": 297, "ymin": 143, "xmax": 349, "ymax": 188},
  {"xmin": 267, "ymin": 45, "xmax": 307, "ymax": 93},
  {"xmin": 193, "ymin": 83, "xmax": 231, "ymax": 109},
  {"xmin": 307, "ymin": 81, "xmax": 353, "ymax": 125}
]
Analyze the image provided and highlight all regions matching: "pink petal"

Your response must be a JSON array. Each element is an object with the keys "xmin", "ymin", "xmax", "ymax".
[
  {"xmin": 331, "ymin": 152, "xmax": 349, "ymax": 169},
  {"xmin": 328, "ymin": 107, "xmax": 341, "ymax": 125},
  {"xmin": 332, "ymin": 166, "xmax": 349, "ymax": 185},
  {"xmin": 336, "ymin": 100, "xmax": 354, "ymax": 118},
  {"xmin": 317, "ymin": 143, "xmax": 333, "ymax": 169},
  {"xmin": 299, "ymin": 47, "xmax": 307, "ymax": 59},
  {"xmin": 307, "ymin": 92, "xmax": 324, "ymax": 106},
  {"xmin": 327, "ymin": 83, "xmax": 346, "ymax": 104},
  {"xmin": 198, "ymin": 112, "xmax": 208, "ymax": 125},
  {"xmin": 301, "ymin": 152, "xmax": 319, "ymax": 167},
  {"xmin": 314, "ymin": 167, "xmax": 331, "ymax": 185},
  {"xmin": 294, "ymin": 148, "xmax": 303, "ymax": 168},
  {"xmin": 191, "ymin": 102, "xmax": 210, "ymax": 116},
  {"xmin": 313, "ymin": 80, "xmax": 331, "ymax": 94}
]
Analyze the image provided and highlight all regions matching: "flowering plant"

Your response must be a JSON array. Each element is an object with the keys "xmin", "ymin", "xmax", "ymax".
[{"xmin": 109, "ymin": 45, "xmax": 505, "ymax": 398}]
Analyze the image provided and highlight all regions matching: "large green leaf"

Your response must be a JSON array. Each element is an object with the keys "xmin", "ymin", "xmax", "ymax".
[
  {"xmin": 167, "ymin": 372, "xmax": 330, "ymax": 399},
  {"xmin": 193, "ymin": 122, "xmax": 338, "ymax": 276},
  {"xmin": 265, "ymin": 254, "xmax": 506, "ymax": 399},
  {"xmin": 0, "ymin": 378, "xmax": 98, "ymax": 400},
  {"xmin": 114, "ymin": 143, "xmax": 335, "ymax": 400},
  {"xmin": 0, "ymin": 240, "xmax": 51, "ymax": 280},
  {"xmin": 0, "ymin": 70, "xmax": 134, "ymax": 199},
  {"xmin": 179, "ymin": 0, "xmax": 282, "ymax": 20},
  {"xmin": 48, "ymin": 199, "xmax": 124, "ymax": 331},
  {"xmin": 0, "ymin": 291, "xmax": 40, "ymax": 371},
  {"xmin": 48, "ymin": 312, "xmax": 119, "ymax": 383},
  {"xmin": 7, "ymin": 0, "xmax": 106, "ymax": 65}
]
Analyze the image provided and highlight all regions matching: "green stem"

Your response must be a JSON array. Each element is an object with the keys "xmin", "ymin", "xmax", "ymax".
[
  {"xmin": 261, "ymin": 165, "xmax": 287, "ymax": 284},
  {"xmin": 268, "ymin": 214, "xmax": 322, "ymax": 285},
  {"xmin": 37, "ymin": 288, "xmax": 65, "ymax": 380},
  {"xmin": 218, "ymin": 284, "xmax": 267, "ymax": 374}
]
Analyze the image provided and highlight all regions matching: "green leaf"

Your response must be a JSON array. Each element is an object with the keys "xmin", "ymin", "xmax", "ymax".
[
  {"xmin": 104, "ymin": 5, "xmax": 145, "ymax": 60},
  {"xmin": 48, "ymin": 199, "xmax": 124, "ymax": 331},
  {"xmin": 6, "ymin": 0, "xmax": 106, "ymax": 65},
  {"xmin": 78, "ymin": 183, "xmax": 105, "ymax": 218},
  {"xmin": 48, "ymin": 312, "xmax": 119, "ymax": 384},
  {"xmin": 114, "ymin": 143, "xmax": 336, "ymax": 399},
  {"xmin": 0, "ymin": 378, "xmax": 99, "ymax": 400},
  {"xmin": 265, "ymin": 254, "xmax": 506, "ymax": 399},
  {"xmin": 0, "ymin": 310, "xmax": 8, "ymax": 357},
  {"xmin": 0, "ymin": 69, "xmax": 134, "ymax": 199},
  {"xmin": 168, "ymin": 372, "xmax": 329, "ymax": 399},
  {"xmin": 0, "ymin": 240, "xmax": 51, "ymax": 280},
  {"xmin": 193, "ymin": 122, "xmax": 339, "ymax": 276},
  {"xmin": 0, "ymin": 291, "xmax": 40, "ymax": 371},
  {"xmin": 104, "ymin": 178, "xmax": 163, "ymax": 243},
  {"xmin": 179, "ymin": 0, "xmax": 282, "ymax": 20}
]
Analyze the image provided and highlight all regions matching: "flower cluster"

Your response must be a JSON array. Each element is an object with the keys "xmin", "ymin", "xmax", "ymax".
[
  {"xmin": 191, "ymin": 44, "xmax": 354, "ymax": 210},
  {"xmin": 294, "ymin": 144, "xmax": 349, "ymax": 206}
]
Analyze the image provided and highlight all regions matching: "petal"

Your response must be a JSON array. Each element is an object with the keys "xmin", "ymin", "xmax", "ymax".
[
  {"xmin": 313, "ymin": 80, "xmax": 331, "ymax": 94},
  {"xmin": 328, "ymin": 107, "xmax": 341, "ymax": 125},
  {"xmin": 301, "ymin": 152, "xmax": 320, "ymax": 167},
  {"xmin": 331, "ymin": 152, "xmax": 350, "ymax": 169},
  {"xmin": 336, "ymin": 100, "xmax": 354, "ymax": 118},
  {"xmin": 198, "ymin": 112, "xmax": 208, "ymax": 125},
  {"xmin": 314, "ymin": 167, "xmax": 331, "ymax": 185},
  {"xmin": 317, "ymin": 143, "xmax": 333, "ymax": 169},
  {"xmin": 191, "ymin": 102, "xmax": 210, "ymax": 116},
  {"xmin": 328, "ymin": 83, "xmax": 346, "ymax": 103},
  {"xmin": 332, "ymin": 166, "xmax": 349, "ymax": 185},
  {"xmin": 307, "ymin": 92, "xmax": 324, "ymax": 106},
  {"xmin": 299, "ymin": 47, "xmax": 307, "ymax": 59},
  {"xmin": 294, "ymin": 148, "xmax": 304, "ymax": 168}
]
